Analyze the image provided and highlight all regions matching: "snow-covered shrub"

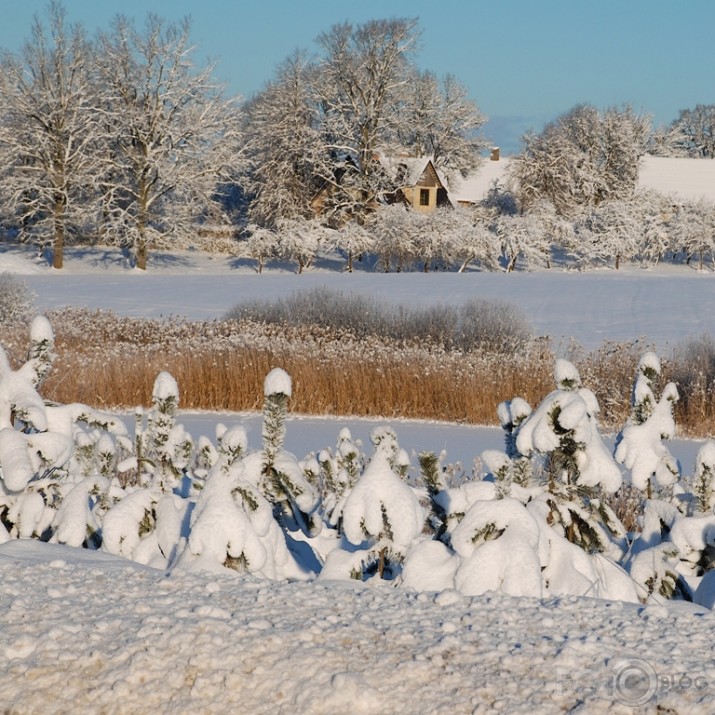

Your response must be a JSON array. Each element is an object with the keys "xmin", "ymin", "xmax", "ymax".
[
  {"xmin": 451, "ymin": 497, "xmax": 543, "ymax": 597},
  {"xmin": 614, "ymin": 352, "xmax": 680, "ymax": 497},
  {"xmin": 515, "ymin": 360, "xmax": 620, "ymax": 494},
  {"xmin": 176, "ymin": 459, "xmax": 301, "ymax": 578},
  {"xmin": 317, "ymin": 427, "xmax": 364, "ymax": 530},
  {"xmin": 690, "ymin": 441, "xmax": 715, "ymax": 514},
  {"xmin": 0, "ymin": 318, "xmax": 72, "ymax": 494},
  {"xmin": 260, "ymin": 368, "xmax": 319, "ymax": 535},
  {"xmin": 134, "ymin": 371, "xmax": 193, "ymax": 492},
  {"xmin": 417, "ymin": 450, "xmax": 448, "ymax": 538},
  {"xmin": 102, "ymin": 488, "xmax": 189, "ymax": 568},
  {"xmin": 323, "ymin": 450, "xmax": 424, "ymax": 582},
  {"xmin": 223, "ymin": 289, "xmax": 533, "ymax": 356},
  {"xmin": 0, "ymin": 273, "xmax": 35, "ymax": 324}
]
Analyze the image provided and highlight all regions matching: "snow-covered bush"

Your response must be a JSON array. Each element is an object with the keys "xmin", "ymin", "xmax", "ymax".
[
  {"xmin": 177, "ymin": 459, "xmax": 298, "ymax": 578},
  {"xmin": 134, "ymin": 371, "xmax": 194, "ymax": 492},
  {"xmin": 322, "ymin": 449, "xmax": 424, "ymax": 582},
  {"xmin": 0, "ymin": 273, "xmax": 35, "ymax": 324},
  {"xmin": 614, "ymin": 352, "xmax": 680, "ymax": 497}
]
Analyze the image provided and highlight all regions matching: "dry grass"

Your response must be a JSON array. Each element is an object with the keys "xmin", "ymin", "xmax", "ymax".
[
  {"xmin": 6, "ymin": 309, "xmax": 553, "ymax": 424},
  {"xmin": 1, "ymin": 308, "xmax": 714, "ymax": 437}
]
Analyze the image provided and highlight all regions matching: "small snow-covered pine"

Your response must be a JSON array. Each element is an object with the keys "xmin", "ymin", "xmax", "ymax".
[{"xmin": 615, "ymin": 353, "xmax": 680, "ymax": 495}]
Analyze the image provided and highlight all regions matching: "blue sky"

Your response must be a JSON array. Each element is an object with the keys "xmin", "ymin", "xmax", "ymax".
[{"xmin": 1, "ymin": 0, "xmax": 713, "ymax": 154}]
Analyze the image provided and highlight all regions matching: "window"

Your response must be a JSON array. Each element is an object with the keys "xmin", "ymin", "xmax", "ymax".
[{"xmin": 419, "ymin": 188, "xmax": 430, "ymax": 206}]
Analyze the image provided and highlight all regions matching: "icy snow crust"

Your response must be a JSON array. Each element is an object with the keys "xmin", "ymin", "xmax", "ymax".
[{"xmin": 1, "ymin": 540, "xmax": 713, "ymax": 715}]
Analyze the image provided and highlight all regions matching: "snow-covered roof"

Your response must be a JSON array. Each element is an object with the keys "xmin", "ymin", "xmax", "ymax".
[
  {"xmin": 380, "ymin": 155, "xmax": 441, "ymax": 187},
  {"xmin": 447, "ymin": 158, "xmax": 511, "ymax": 204},
  {"xmin": 638, "ymin": 156, "xmax": 715, "ymax": 202},
  {"xmin": 446, "ymin": 155, "xmax": 715, "ymax": 205}
]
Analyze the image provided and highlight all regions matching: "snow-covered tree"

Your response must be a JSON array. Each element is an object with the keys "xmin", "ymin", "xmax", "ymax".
[
  {"xmin": 447, "ymin": 205, "xmax": 500, "ymax": 273},
  {"xmin": 515, "ymin": 359, "xmax": 624, "ymax": 553},
  {"xmin": 337, "ymin": 450, "xmax": 424, "ymax": 581},
  {"xmin": 395, "ymin": 70, "xmax": 487, "ymax": 185},
  {"xmin": 242, "ymin": 51, "xmax": 328, "ymax": 228},
  {"xmin": 451, "ymin": 497, "xmax": 543, "ymax": 597},
  {"xmin": 493, "ymin": 212, "xmax": 551, "ymax": 272},
  {"xmin": 667, "ymin": 104, "xmax": 715, "ymax": 158},
  {"xmin": 243, "ymin": 225, "xmax": 279, "ymax": 274},
  {"xmin": 509, "ymin": 104, "xmax": 650, "ymax": 216},
  {"xmin": 331, "ymin": 221, "xmax": 374, "ymax": 272},
  {"xmin": 0, "ymin": 2, "xmax": 99, "ymax": 268},
  {"xmin": 637, "ymin": 189, "xmax": 676, "ymax": 267},
  {"xmin": 94, "ymin": 14, "xmax": 240, "ymax": 270},
  {"xmin": 671, "ymin": 198, "xmax": 715, "ymax": 270},
  {"xmin": 177, "ymin": 457, "xmax": 297, "ymax": 578},
  {"xmin": 366, "ymin": 204, "xmax": 417, "ymax": 272},
  {"xmin": 313, "ymin": 18, "xmax": 419, "ymax": 224},
  {"xmin": 317, "ymin": 427, "xmax": 364, "ymax": 530},
  {"xmin": 260, "ymin": 368, "xmax": 320, "ymax": 536},
  {"xmin": 614, "ymin": 352, "xmax": 680, "ymax": 498},
  {"xmin": 134, "ymin": 371, "xmax": 193, "ymax": 492},
  {"xmin": 275, "ymin": 217, "xmax": 328, "ymax": 274},
  {"xmin": 493, "ymin": 397, "xmax": 533, "ymax": 491},
  {"xmin": 0, "ymin": 318, "xmax": 72, "ymax": 495},
  {"xmin": 575, "ymin": 198, "xmax": 642, "ymax": 269},
  {"xmin": 691, "ymin": 441, "xmax": 715, "ymax": 514}
]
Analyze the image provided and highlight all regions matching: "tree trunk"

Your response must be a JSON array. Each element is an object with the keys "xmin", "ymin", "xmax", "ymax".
[
  {"xmin": 136, "ymin": 178, "xmax": 149, "ymax": 270},
  {"xmin": 136, "ymin": 241, "xmax": 148, "ymax": 271},
  {"xmin": 52, "ymin": 191, "xmax": 65, "ymax": 270}
]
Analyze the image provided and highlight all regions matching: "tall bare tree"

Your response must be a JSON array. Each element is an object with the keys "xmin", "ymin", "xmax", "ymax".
[
  {"xmin": 313, "ymin": 18, "xmax": 419, "ymax": 223},
  {"xmin": 397, "ymin": 70, "xmax": 487, "ymax": 186},
  {"xmin": 95, "ymin": 14, "xmax": 240, "ymax": 270},
  {"xmin": 0, "ymin": 1, "xmax": 99, "ymax": 268},
  {"xmin": 242, "ymin": 51, "xmax": 328, "ymax": 228}
]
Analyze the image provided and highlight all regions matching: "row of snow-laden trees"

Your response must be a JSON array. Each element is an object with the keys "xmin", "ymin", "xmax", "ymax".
[
  {"xmin": 0, "ymin": 3, "xmax": 243, "ymax": 270},
  {"xmin": 3, "ymin": 317, "xmax": 715, "ymax": 607},
  {"xmin": 242, "ymin": 185, "xmax": 715, "ymax": 274}
]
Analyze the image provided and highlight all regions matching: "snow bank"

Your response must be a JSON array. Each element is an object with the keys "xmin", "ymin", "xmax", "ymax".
[{"xmin": 0, "ymin": 540, "xmax": 713, "ymax": 714}]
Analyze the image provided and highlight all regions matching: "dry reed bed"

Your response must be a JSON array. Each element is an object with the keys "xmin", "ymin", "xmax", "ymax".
[{"xmin": 1, "ymin": 308, "xmax": 714, "ymax": 436}]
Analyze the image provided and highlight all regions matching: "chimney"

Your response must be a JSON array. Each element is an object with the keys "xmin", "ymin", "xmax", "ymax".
[{"xmin": 490, "ymin": 147, "xmax": 500, "ymax": 162}]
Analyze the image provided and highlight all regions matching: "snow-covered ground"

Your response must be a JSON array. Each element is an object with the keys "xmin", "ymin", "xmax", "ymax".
[
  {"xmin": 3, "ymin": 242, "xmax": 715, "ymax": 352},
  {"xmin": 3, "ymin": 243, "xmax": 715, "ymax": 713},
  {"xmin": 1, "ymin": 539, "xmax": 713, "ymax": 714}
]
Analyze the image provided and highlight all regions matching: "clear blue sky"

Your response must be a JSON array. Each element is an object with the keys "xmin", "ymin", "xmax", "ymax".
[{"xmin": 2, "ymin": 0, "xmax": 713, "ymax": 154}]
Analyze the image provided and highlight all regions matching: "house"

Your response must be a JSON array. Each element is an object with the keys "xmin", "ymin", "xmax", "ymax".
[
  {"xmin": 310, "ymin": 151, "xmax": 512, "ymax": 219},
  {"xmin": 381, "ymin": 156, "xmax": 451, "ymax": 212}
]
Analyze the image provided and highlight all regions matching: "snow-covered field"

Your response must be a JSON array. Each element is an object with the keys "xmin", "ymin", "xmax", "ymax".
[
  {"xmin": 3, "ymin": 242, "xmax": 715, "ymax": 351},
  {"xmin": 3, "ymin": 244, "xmax": 715, "ymax": 714},
  {"xmin": 1, "ymin": 539, "xmax": 713, "ymax": 715}
]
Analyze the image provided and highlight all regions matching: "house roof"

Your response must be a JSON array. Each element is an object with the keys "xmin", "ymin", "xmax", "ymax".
[
  {"xmin": 446, "ymin": 158, "xmax": 511, "ymax": 204},
  {"xmin": 380, "ymin": 155, "xmax": 445, "ymax": 187},
  {"xmin": 638, "ymin": 156, "xmax": 715, "ymax": 202}
]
